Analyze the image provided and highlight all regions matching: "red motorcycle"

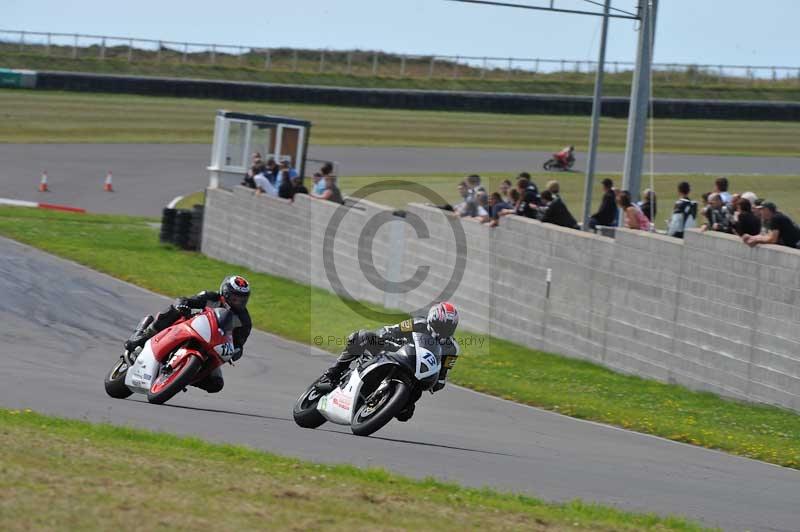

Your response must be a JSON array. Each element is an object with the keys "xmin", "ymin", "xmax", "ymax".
[
  {"xmin": 104, "ymin": 307, "xmax": 236, "ymax": 404},
  {"xmin": 543, "ymin": 150, "xmax": 576, "ymax": 171}
]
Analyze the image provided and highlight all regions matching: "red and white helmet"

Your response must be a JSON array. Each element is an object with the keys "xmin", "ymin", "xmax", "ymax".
[
  {"xmin": 219, "ymin": 275, "xmax": 250, "ymax": 311},
  {"xmin": 427, "ymin": 301, "xmax": 459, "ymax": 338}
]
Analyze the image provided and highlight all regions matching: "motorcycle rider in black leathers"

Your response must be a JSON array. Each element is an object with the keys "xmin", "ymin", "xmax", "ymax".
[
  {"xmin": 316, "ymin": 302, "xmax": 461, "ymax": 422},
  {"xmin": 123, "ymin": 275, "xmax": 253, "ymax": 393}
]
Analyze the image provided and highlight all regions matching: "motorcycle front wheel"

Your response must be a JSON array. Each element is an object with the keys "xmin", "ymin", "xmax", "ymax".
[
  {"xmin": 543, "ymin": 159, "xmax": 556, "ymax": 171},
  {"xmin": 351, "ymin": 379, "xmax": 410, "ymax": 437},
  {"xmin": 147, "ymin": 355, "xmax": 202, "ymax": 405},
  {"xmin": 293, "ymin": 385, "xmax": 327, "ymax": 428},
  {"xmin": 104, "ymin": 358, "xmax": 133, "ymax": 399}
]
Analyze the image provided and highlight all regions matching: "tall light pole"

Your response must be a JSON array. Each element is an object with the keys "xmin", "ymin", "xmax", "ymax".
[
  {"xmin": 581, "ymin": 0, "xmax": 611, "ymax": 230},
  {"xmin": 621, "ymin": 0, "xmax": 658, "ymax": 202}
]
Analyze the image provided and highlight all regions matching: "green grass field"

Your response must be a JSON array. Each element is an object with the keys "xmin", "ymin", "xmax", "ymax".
[
  {"xmin": 2, "ymin": 89, "xmax": 799, "ymax": 156},
  {"xmin": 1, "ymin": 205, "xmax": 798, "ymax": 470},
  {"xmin": 4, "ymin": 50, "xmax": 800, "ymax": 102},
  {"xmin": 0, "ymin": 409, "xmax": 707, "ymax": 531}
]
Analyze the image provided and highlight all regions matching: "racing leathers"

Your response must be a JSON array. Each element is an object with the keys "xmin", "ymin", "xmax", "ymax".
[
  {"xmin": 124, "ymin": 291, "xmax": 252, "ymax": 393},
  {"xmin": 317, "ymin": 317, "xmax": 460, "ymax": 420}
]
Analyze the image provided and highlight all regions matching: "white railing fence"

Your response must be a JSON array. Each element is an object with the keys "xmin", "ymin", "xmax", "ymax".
[{"xmin": 2, "ymin": 29, "xmax": 799, "ymax": 84}]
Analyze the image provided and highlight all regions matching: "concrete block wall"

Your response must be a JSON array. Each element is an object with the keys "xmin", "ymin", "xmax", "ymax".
[{"xmin": 203, "ymin": 189, "xmax": 800, "ymax": 411}]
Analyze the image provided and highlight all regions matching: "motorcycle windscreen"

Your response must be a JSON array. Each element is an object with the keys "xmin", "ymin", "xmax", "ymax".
[{"xmin": 412, "ymin": 332, "xmax": 441, "ymax": 381}]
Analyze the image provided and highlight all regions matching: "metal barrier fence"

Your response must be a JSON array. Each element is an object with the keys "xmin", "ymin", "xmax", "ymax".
[{"xmin": 2, "ymin": 29, "xmax": 799, "ymax": 84}]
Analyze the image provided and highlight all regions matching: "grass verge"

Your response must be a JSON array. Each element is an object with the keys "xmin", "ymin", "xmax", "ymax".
[
  {"xmin": 3, "ymin": 51, "xmax": 800, "ymax": 102},
  {"xmin": 2, "ymin": 89, "xmax": 799, "ymax": 156},
  {"xmin": 0, "ymin": 409, "xmax": 707, "ymax": 531},
  {"xmin": 0, "ymin": 206, "xmax": 799, "ymax": 470}
]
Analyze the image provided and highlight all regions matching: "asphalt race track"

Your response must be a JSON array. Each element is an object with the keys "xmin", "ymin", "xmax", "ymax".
[
  {"xmin": 1, "ymin": 143, "xmax": 799, "ymax": 216},
  {"xmin": 1, "ymin": 236, "xmax": 798, "ymax": 531}
]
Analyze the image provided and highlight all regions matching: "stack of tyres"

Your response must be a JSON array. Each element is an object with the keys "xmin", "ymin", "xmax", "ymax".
[
  {"xmin": 173, "ymin": 210, "xmax": 193, "ymax": 248},
  {"xmin": 159, "ymin": 208, "xmax": 177, "ymax": 244},
  {"xmin": 186, "ymin": 205, "xmax": 204, "ymax": 251}
]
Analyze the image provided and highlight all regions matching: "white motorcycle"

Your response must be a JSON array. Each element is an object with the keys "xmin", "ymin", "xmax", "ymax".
[{"xmin": 293, "ymin": 332, "xmax": 445, "ymax": 436}]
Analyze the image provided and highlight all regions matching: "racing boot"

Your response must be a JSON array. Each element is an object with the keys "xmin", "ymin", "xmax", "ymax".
[
  {"xmin": 314, "ymin": 359, "xmax": 351, "ymax": 394},
  {"xmin": 123, "ymin": 315, "xmax": 154, "ymax": 352},
  {"xmin": 395, "ymin": 402, "xmax": 415, "ymax": 422}
]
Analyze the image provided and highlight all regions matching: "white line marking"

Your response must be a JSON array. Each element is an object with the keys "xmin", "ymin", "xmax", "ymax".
[{"xmin": 0, "ymin": 198, "xmax": 39, "ymax": 208}]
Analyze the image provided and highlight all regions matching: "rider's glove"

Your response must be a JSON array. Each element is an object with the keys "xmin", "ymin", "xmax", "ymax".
[{"xmin": 175, "ymin": 299, "xmax": 191, "ymax": 316}]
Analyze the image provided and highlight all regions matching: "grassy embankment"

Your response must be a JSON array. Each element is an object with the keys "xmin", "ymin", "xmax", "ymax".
[
  {"xmin": 2, "ymin": 89, "xmax": 799, "ymax": 156},
  {"xmin": 0, "ymin": 205, "xmax": 798, "ymax": 470},
  {"xmin": 3, "ymin": 49, "xmax": 800, "ymax": 101},
  {"xmin": 0, "ymin": 409, "xmax": 706, "ymax": 531}
]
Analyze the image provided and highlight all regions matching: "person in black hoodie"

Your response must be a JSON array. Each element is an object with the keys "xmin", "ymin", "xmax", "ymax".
[
  {"xmin": 540, "ymin": 181, "xmax": 579, "ymax": 230},
  {"xmin": 589, "ymin": 178, "xmax": 617, "ymax": 230}
]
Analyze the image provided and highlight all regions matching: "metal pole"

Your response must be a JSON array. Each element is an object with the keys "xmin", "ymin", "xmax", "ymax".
[
  {"xmin": 621, "ymin": 0, "xmax": 657, "ymax": 203},
  {"xmin": 264, "ymin": 49, "xmax": 271, "ymax": 70},
  {"xmin": 400, "ymin": 55, "xmax": 406, "ymax": 76},
  {"xmin": 210, "ymin": 44, "xmax": 216, "ymax": 64},
  {"xmin": 453, "ymin": 55, "xmax": 459, "ymax": 78},
  {"xmin": 372, "ymin": 52, "xmax": 378, "ymax": 75},
  {"xmin": 100, "ymin": 37, "xmax": 106, "ymax": 60},
  {"xmin": 46, "ymin": 33, "xmax": 51, "ymax": 56},
  {"xmin": 582, "ymin": 0, "xmax": 610, "ymax": 231},
  {"xmin": 128, "ymin": 39, "xmax": 133, "ymax": 62},
  {"xmin": 183, "ymin": 43, "xmax": 188, "ymax": 63},
  {"xmin": 428, "ymin": 56, "xmax": 435, "ymax": 78}
]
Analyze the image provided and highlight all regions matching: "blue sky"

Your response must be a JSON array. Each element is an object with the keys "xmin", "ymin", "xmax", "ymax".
[{"xmin": 5, "ymin": 0, "xmax": 799, "ymax": 68}]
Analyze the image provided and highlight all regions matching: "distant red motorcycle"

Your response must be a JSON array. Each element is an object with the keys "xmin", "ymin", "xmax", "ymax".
[
  {"xmin": 543, "ymin": 147, "xmax": 576, "ymax": 171},
  {"xmin": 104, "ymin": 307, "xmax": 237, "ymax": 404}
]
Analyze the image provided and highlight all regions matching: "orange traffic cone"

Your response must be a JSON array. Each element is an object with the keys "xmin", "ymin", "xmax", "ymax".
[
  {"xmin": 103, "ymin": 171, "xmax": 114, "ymax": 192},
  {"xmin": 39, "ymin": 171, "xmax": 49, "ymax": 192}
]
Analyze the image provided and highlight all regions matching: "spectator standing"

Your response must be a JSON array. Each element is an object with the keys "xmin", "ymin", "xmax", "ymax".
[
  {"xmin": 475, "ymin": 190, "xmax": 490, "ymax": 221},
  {"xmin": 617, "ymin": 190, "xmax": 650, "ymax": 230},
  {"xmin": 515, "ymin": 176, "xmax": 540, "ymax": 219},
  {"xmin": 242, "ymin": 152, "xmax": 266, "ymax": 189},
  {"xmin": 254, "ymin": 172, "xmax": 278, "ymax": 197},
  {"xmin": 316, "ymin": 162, "xmax": 335, "ymax": 195},
  {"xmin": 732, "ymin": 198, "xmax": 761, "ymax": 236},
  {"xmin": 714, "ymin": 177, "xmax": 733, "ymax": 205},
  {"xmin": 499, "ymin": 179, "xmax": 513, "ymax": 205},
  {"xmin": 485, "ymin": 192, "xmax": 511, "ymax": 227},
  {"xmin": 312, "ymin": 174, "xmax": 344, "ymax": 204},
  {"xmin": 638, "ymin": 189, "xmax": 657, "ymax": 222},
  {"xmin": 667, "ymin": 181, "xmax": 698, "ymax": 238},
  {"xmin": 589, "ymin": 178, "xmax": 617, "ymax": 230},
  {"xmin": 744, "ymin": 202, "xmax": 800, "ymax": 249},
  {"xmin": 701, "ymin": 193, "xmax": 733, "ymax": 233}
]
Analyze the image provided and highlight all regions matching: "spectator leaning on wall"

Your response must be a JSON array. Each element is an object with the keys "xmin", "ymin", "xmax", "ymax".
[
  {"xmin": 667, "ymin": 181, "xmax": 698, "ymax": 238},
  {"xmin": 312, "ymin": 174, "xmax": 344, "ymax": 204},
  {"xmin": 638, "ymin": 189, "xmax": 657, "ymax": 222},
  {"xmin": 743, "ymin": 202, "xmax": 800, "ymax": 249},
  {"xmin": 540, "ymin": 181, "xmax": 579, "ymax": 230},
  {"xmin": 515, "ymin": 176, "xmax": 540, "ymax": 219},
  {"xmin": 714, "ymin": 176, "xmax": 732, "ymax": 205},
  {"xmin": 701, "ymin": 193, "xmax": 733, "ymax": 233},
  {"xmin": 618, "ymin": 190, "xmax": 650, "ymax": 231},
  {"xmin": 732, "ymin": 198, "xmax": 761, "ymax": 237}
]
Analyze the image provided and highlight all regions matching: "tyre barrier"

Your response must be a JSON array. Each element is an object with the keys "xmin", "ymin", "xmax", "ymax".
[
  {"xmin": 34, "ymin": 71, "xmax": 800, "ymax": 121},
  {"xmin": 160, "ymin": 206, "xmax": 204, "ymax": 251}
]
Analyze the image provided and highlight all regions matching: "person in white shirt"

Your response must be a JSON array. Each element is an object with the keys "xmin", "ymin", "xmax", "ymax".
[{"xmin": 254, "ymin": 173, "xmax": 278, "ymax": 196}]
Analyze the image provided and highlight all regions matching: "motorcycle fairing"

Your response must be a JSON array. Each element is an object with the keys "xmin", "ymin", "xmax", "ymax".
[
  {"xmin": 317, "ymin": 370, "xmax": 363, "ymax": 425},
  {"xmin": 124, "ymin": 341, "xmax": 160, "ymax": 393}
]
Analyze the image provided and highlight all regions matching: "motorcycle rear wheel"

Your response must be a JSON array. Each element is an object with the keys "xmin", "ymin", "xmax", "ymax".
[
  {"xmin": 147, "ymin": 355, "xmax": 202, "ymax": 405},
  {"xmin": 293, "ymin": 385, "xmax": 327, "ymax": 428},
  {"xmin": 104, "ymin": 358, "xmax": 133, "ymax": 399},
  {"xmin": 351, "ymin": 379, "xmax": 410, "ymax": 437}
]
